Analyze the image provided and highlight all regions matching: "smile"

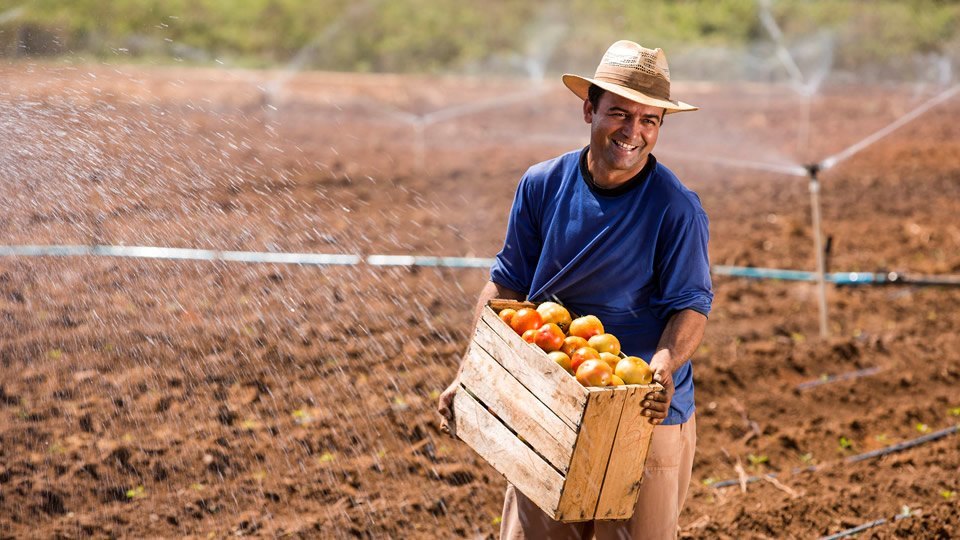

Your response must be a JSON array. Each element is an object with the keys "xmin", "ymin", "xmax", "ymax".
[{"xmin": 612, "ymin": 140, "xmax": 638, "ymax": 151}]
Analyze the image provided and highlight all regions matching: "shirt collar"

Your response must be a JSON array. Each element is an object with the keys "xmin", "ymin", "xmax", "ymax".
[{"xmin": 578, "ymin": 146, "xmax": 657, "ymax": 196}]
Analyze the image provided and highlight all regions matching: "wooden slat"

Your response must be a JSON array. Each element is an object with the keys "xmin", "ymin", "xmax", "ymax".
[
  {"xmin": 459, "ymin": 342, "xmax": 578, "ymax": 473},
  {"xmin": 487, "ymin": 298, "xmax": 535, "ymax": 312},
  {"xmin": 453, "ymin": 385, "xmax": 565, "ymax": 517},
  {"xmin": 554, "ymin": 388, "xmax": 626, "ymax": 522},
  {"xmin": 594, "ymin": 384, "xmax": 658, "ymax": 519},
  {"xmin": 473, "ymin": 307, "xmax": 587, "ymax": 429}
]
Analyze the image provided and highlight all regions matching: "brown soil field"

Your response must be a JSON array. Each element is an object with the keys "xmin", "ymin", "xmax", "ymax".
[{"xmin": 1, "ymin": 64, "xmax": 958, "ymax": 538}]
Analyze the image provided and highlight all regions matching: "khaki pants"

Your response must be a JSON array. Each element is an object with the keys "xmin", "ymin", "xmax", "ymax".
[{"xmin": 499, "ymin": 414, "xmax": 696, "ymax": 540}]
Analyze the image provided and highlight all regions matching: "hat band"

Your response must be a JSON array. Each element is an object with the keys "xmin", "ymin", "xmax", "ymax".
[{"xmin": 594, "ymin": 67, "xmax": 671, "ymax": 102}]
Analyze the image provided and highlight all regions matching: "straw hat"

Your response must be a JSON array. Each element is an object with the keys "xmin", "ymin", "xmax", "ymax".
[{"xmin": 562, "ymin": 40, "xmax": 697, "ymax": 114}]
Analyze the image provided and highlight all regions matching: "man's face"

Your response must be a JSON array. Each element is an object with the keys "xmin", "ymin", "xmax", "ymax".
[{"xmin": 584, "ymin": 91, "xmax": 664, "ymax": 185}]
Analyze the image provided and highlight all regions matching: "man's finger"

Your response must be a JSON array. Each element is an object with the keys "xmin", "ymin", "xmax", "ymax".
[
  {"xmin": 644, "ymin": 391, "xmax": 667, "ymax": 402},
  {"xmin": 642, "ymin": 400, "xmax": 669, "ymax": 412}
]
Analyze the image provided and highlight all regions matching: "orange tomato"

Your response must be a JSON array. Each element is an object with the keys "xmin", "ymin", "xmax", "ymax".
[
  {"xmin": 498, "ymin": 308, "xmax": 517, "ymax": 326},
  {"xmin": 522, "ymin": 329, "xmax": 537, "ymax": 344},
  {"xmin": 547, "ymin": 351, "xmax": 573, "ymax": 374},
  {"xmin": 534, "ymin": 323, "xmax": 565, "ymax": 353},
  {"xmin": 599, "ymin": 352, "xmax": 621, "ymax": 371},
  {"xmin": 575, "ymin": 359, "xmax": 613, "ymax": 387},
  {"xmin": 510, "ymin": 308, "xmax": 543, "ymax": 336},
  {"xmin": 536, "ymin": 302, "xmax": 572, "ymax": 331},
  {"xmin": 615, "ymin": 356, "xmax": 654, "ymax": 385},
  {"xmin": 570, "ymin": 346, "xmax": 600, "ymax": 372},
  {"xmin": 560, "ymin": 336, "xmax": 589, "ymax": 357},
  {"xmin": 588, "ymin": 333, "xmax": 621, "ymax": 355},
  {"xmin": 569, "ymin": 315, "xmax": 604, "ymax": 340}
]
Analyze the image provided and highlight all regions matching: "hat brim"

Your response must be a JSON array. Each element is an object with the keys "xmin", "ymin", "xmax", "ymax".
[{"xmin": 562, "ymin": 74, "xmax": 698, "ymax": 114}]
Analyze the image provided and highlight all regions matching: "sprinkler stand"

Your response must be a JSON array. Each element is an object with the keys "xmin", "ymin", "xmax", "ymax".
[{"xmin": 805, "ymin": 162, "xmax": 829, "ymax": 338}]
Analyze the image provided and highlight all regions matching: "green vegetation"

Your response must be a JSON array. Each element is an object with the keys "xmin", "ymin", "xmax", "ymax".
[{"xmin": 1, "ymin": 0, "xmax": 958, "ymax": 76}]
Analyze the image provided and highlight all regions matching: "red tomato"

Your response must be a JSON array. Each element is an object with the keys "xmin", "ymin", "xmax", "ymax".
[
  {"xmin": 576, "ymin": 359, "xmax": 613, "ymax": 387},
  {"xmin": 534, "ymin": 323, "xmax": 565, "ymax": 353},
  {"xmin": 510, "ymin": 308, "xmax": 543, "ymax": 336},
  {"xmin": 570, "ymin": 346, "xmax": 601, "ymax": 372}
]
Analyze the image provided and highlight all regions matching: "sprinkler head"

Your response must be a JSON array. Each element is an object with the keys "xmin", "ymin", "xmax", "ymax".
[{"xmin": 804, "ymin": 162, "xmax": 821, "ymax": 177}]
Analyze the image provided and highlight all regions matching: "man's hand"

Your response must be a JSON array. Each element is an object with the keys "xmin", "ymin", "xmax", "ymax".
[
  {"xmin": 437, "ymin": 380, "xmax": 458, "ymax": 437},
  {"xmin": 641, "ymin": 309, "xmax": 706, "ymax": 425},
  {"xmin": 641, "ymin": 365, "xmax": 675, "ymax": 425}
]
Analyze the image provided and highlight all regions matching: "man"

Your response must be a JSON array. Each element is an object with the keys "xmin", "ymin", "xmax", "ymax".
[{"xmin": 438, "ymin": 40, "xmax": 713, "ymax": 539}]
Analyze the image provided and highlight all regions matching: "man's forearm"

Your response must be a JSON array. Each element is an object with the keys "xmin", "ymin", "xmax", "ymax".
[
  {"xmin": 471, "ymin": 280, "xmax": 526, "ymax": 325},
  {"xmin": 649, "ymin": 309, "xmax": 707, "ymax": 375}
]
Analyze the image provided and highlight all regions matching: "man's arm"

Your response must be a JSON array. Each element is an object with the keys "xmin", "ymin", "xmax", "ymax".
[
  {"xmin": 437, "ymin": 281, "xmax": 526, "ymax": 433},
  {"xmin": 641, "ymin": 309, "xmax": 707, "ymax": 425}
]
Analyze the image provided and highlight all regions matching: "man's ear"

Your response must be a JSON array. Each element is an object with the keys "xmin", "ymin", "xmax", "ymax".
[{"xmin": 583, "ymin": 99, "xmax": 594, "ymax": 124}]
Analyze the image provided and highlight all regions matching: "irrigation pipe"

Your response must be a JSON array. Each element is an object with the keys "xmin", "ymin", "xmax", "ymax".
[
  {"xmin": 2, "ymin": 246, "xmax": 960, "ymax": 287},
  {"xmin": 710, "ymin": 424, "xmax": 960, "ymax": 490},
  {"xmin": 819, "ymin": 509, "xmax": 914, "ymax": 540},
  {"xmin": 795, "ymin": 366, "xmax": 883, "ymax": 391},
  {"xmin": 0, "ymin": 245, "xmax": 363, "ymax": 266},
  {"xmin": 713, "ymin": 265, "xmax": 960, "ymax": 287}
]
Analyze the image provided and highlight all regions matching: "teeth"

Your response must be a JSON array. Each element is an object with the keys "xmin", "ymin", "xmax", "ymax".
[{"xmin": 613, "ymin": 140, "xmax": 637, "ymax": 150}]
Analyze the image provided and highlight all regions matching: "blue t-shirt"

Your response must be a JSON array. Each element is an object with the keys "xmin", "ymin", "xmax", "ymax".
[{"xmin": 490, "ymin": 148, "xmax": 713, "ymax": 425}]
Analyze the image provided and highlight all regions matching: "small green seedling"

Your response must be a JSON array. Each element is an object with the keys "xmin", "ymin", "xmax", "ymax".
[
  {"xmin": 915, "ymin": 423, "xmax": 929, "ymax": 433},
  {"xmin": 940, "ymin": 489, "xmax": 956, "ymax": 500},
  {"xmin": 838, "ymin": 436, "xmax": 853, "ymax": 451},
  {"xmin": 747, "ymin": 454, "xmax": 769, "ymax": 467},
  {"xmin": 291, "ymin": 409, "xmax": 313, "ymax": 424},
  {"xmin": 948, "ymin": 407, "xmax": 960, "ymax": 417},
  {"xmin": 125, "ymin": 485, "xmax": 146, "ymax": 499},
  {"xmin": 799, "ymin": 453, "xmax": 814, "ymax": 464}
]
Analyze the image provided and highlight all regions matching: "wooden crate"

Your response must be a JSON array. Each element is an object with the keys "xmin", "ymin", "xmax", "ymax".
[{"xmin": 452, "ymin": 299, "xmax": 660, "ymax": 522}]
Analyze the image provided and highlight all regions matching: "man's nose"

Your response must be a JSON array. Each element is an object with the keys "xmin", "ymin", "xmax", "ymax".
[{"xmin": 621, "ymin": 118, "xmax": 641, "ymax": 139}]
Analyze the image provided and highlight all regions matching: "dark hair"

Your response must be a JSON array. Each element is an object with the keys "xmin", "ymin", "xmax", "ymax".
[
  {"xmin": 587, "ymin": 84, "xmax": 605, "ymax": 110},
  {"xmin": 586, "ymin": 83, "xmax": 666, "ymax": 124}
]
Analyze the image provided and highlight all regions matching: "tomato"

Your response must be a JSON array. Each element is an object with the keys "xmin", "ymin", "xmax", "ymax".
[
  {"xmin": 498, "ymin": 308, "xmax": 517, "ymax": 326},
  {"xmin": 570, "ymin": 346, "xmax": 601, "ymax": 372},
  {"xmin": 575, "ymin": 359, "xmax": 613, "ymax": 387},
  {"xmin": 522, "ymin": 329, "xmax": 537, "ymax": 344},
  {"xmin": 615, "ymin": 356, "xmax": 654, "ymax": 385},
  {"xmin": 510, "ymin": 308, "xmax": 543, "ymax": 336},
  {"xmin": 560, "ymin": 336, "xmax": 589, "ymax": 357},
  {"xmin": 599, "ymin": 352, "xmax": 621, "ymax": 371},
  {"xmin": 588, "ymin": 333, "xmax": 621, "ymax": 355},
  {"xmin": 547, "ymin": 351, "xmax": 573, "ymax": 374},
  {"xmin": 536, "ymin": 302, "xmax": 572, "ymax": 331},
  {"xmin": 534, "ymin": 323, "xmax": 565, "ymax": 353},
  {"xmin": 569, "ymin": 315, "xmax": 604, "ymax": 340}
]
